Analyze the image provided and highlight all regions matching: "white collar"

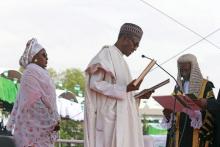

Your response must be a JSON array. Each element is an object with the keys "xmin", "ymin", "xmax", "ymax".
[
  {"xmin": 183, "ymin": 80, "xmax": 189, "ymax": 94},
  {"xmin": 113, "ymin": 45, "xmax": 123, "ymax": 56}
]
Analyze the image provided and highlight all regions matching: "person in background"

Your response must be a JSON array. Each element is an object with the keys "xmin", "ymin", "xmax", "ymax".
[
  {"xmin": 7, "ymin": 38, "xmax": 60, "ymax": 147},
  {"xmin": 195, "ymin": 90, "xmax": 220, "ymax": 147},
  {"xmin": 163, "ymin": 54, "xmax": 215, "ymax": 147},
  {"xmin": 84, "ymin": 23, "xmax": 153, "ymax": 147}
]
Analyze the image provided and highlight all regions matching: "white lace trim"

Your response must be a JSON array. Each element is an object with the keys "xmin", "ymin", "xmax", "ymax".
[{"xmin": 182, "ymin": 108, "xmax": 202, "ymax": 128}]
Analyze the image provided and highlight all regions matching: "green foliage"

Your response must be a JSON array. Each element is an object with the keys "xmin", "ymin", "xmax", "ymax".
[
  {"xmin": 48, "ymin": 67, "xmax": 58, "ymax": 81},
  {"xmin": 60, "ymin": 119, "xmax": 84, "ymax": 139},
  {"xmin": 47, "ymin": 67, "xmax": 85, "ymax": 96},
  {"xmin": 56, "ymin": 119, "xmax": 84, "ymax": 147},
  {"xmin": 47, "ymin": 67, "xmax": 85, "ymax": 146},
  {"xmin": 60, "ymin": 68, "xmax": 85, "ymax": 94}
]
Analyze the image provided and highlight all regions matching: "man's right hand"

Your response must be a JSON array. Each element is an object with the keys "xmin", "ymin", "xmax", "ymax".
[{"xmin": 127, "ymin": 79, "xmax": 142, "ymax": 92}]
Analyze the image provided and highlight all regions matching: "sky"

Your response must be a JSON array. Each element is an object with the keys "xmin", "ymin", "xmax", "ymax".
[{"xmin": 1, "ymin": 0, "xmax": 220, "ymax": 108}]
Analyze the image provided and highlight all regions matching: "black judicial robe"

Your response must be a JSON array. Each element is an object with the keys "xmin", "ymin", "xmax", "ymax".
[
  {"xmin": 207, "ymin": 89, "xmax": 220, "ymax": 147},
  {"xmin": 166, "ymin": 80, "xmax": 215, "ymax": 147}
]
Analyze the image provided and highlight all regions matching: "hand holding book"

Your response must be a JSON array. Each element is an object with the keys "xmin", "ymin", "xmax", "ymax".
[
  {"xmin": 135, "ymin": 89, "xmax": 154, "ymax": 99},
  {"xmin": 127, "ymin": 79, "xmax": 143, "ymax": 92},
  {"xmin": 134, "ymin": 79, "xmax": 170, "ymax": 99},
  {"xmin": 133, "ymin": 59, "xmax": 156, "ymax": 86}
]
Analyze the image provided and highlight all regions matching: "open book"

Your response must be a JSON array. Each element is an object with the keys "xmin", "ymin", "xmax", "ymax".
[
  {"xmin": 133, "ymin": 59, "xmax": 156, "ymax": 86},
  {"xmin": 134, "ymin": 79, "xmax": 170, "ymax": 98},
  {"xmin": 152, "ymin": 94, "xmax": 201, "ymax": 112}
]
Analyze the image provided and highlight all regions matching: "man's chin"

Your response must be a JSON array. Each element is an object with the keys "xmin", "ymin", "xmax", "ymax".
[{"xmin": 126, "ymin": 52, "xmax": 131, "ymax": 57}]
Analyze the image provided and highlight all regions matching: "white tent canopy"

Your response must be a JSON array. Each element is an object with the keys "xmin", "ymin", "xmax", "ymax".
[{"xmin": 56, "ymin": 89, "xmax": 84, "ymax": 121}]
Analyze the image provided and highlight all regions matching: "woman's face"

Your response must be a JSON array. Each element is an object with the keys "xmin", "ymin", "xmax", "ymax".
[{"xmin": 32, "ymin": 49, "xmax": 48, "ymax": 68}]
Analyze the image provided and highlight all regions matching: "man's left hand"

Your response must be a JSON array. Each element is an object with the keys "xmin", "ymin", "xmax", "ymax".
[{"xmin": 135, "ymin": 89, "xmax": 154, "ymax": 99}]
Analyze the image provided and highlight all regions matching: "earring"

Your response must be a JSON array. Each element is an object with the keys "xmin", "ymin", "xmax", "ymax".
[{"xmin": 34, "ymin": 59, "xmax": 38, "ymax": 63}]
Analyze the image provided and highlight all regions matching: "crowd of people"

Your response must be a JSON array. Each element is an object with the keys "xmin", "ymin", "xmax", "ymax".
[{"xmin": 3, "ymin": 23, "xmax": 220, "ymax": 147}]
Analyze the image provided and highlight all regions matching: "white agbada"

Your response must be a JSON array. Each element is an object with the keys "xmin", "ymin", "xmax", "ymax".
[
  {"xmin": 84, "ymin": 45, "xmax": 144, "ymax": 147},
  {"xmin": 7, "ymin": 63, "xmax": 60, "ymax": 147}
]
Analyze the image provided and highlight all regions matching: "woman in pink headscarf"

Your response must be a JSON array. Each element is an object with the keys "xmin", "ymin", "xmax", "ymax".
[{"xmin": 7, "ymin": 38, "xmax": 60, "ymax": 147}]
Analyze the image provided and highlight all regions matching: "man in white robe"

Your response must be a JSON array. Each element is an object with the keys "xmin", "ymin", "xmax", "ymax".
[{"xmin": 84, "ymin": 23, "xmax": 150, "ymax": 147}]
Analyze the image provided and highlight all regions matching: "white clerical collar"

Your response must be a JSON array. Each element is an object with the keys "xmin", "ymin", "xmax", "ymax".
[{"xmin": 183, "ymin": 81, "xmax": 189, "ymax": 94}]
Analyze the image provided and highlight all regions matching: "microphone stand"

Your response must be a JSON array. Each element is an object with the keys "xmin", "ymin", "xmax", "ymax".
[{"xmin": 142, "ymin": 55, "xmax": 182, "ymax": 147}]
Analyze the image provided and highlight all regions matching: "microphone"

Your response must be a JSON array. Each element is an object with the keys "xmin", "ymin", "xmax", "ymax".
[
  {"xmin": 142, "ymin": 54, "xmax": 181, "ymax": 147},
  {"xmin": 141, "ymin": 54, "xmax": 181, "ymax": 93}
]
